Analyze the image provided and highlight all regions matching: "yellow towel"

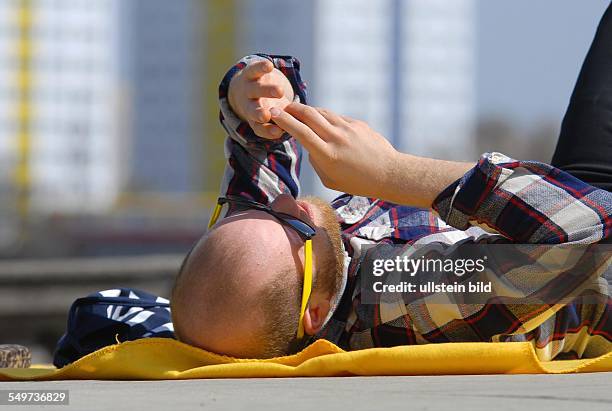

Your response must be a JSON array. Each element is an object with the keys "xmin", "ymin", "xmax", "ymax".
[{"xmin": 1, "ymin": 338, "xmax": 611, "ymax": 381}]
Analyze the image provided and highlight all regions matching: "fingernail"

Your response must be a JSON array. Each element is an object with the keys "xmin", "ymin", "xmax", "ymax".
[{"xmin": 270, "ymin": 107, "xmax": 281, "ymax": 117}]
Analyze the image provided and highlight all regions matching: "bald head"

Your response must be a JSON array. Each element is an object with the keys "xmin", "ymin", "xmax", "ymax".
[
  {"xmin": 171, "ymin": 210, "xmax": 302, "ymax": 358},
  {"xmin": 171, "ymin": 195, "xmax": 345, "ymax": 359}
]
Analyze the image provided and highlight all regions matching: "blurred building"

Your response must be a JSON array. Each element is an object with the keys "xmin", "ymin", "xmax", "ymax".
[
  {"xmin": 0, "ymin": 0, "xmax": 207, "ymax": 254},
  {"xmin": 125, "ymin": 0, "xmax": 202, "ymax": 194},
  {"xmin": 398, "ymin": 0, "xmax": 476, "ymax": 159},
  {"xmin": 0, "ymin": 0, "xmax": 123, "ymax": 216},
  {"xmin": 314, "ymin": 0, "xmax": 394, "ymax": 145}
]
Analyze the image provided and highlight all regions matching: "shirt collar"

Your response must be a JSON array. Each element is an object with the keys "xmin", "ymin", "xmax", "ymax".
[{"xmin": 318, "ymin": 241, "xmax": 350, "ymax": 331}]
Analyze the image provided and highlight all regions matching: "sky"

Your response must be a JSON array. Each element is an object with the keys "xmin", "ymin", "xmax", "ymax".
[{"xmin": 477, "ymin": 0, "xmax": 610, "ymax": 128}]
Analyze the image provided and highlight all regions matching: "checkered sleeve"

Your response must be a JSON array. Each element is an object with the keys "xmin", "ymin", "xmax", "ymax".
[
  {"xmin": 217, "ymin": 54, "xmax": 308, "ymax": 204},
  {"xmin": 432, "ymin": 152, "xmax": 612, "ymax": 244}
]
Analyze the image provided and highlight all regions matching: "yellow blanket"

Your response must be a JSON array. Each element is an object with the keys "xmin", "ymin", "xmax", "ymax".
[{"xmin": 1, "ymin": 338, "xmax": 611, "ymax": 381}]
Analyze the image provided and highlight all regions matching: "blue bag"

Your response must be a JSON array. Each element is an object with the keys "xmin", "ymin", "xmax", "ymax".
[{"xmin": 53, "ymin": 288, "xmax": 175, "ymax": 368}]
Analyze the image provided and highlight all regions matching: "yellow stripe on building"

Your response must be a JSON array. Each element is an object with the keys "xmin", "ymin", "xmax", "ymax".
[
  {"xmin": 203, "ymin": 0, "xmax": 236, "ymax": 195},
  {"xmin": 12, "ymin": 0, "xmax": 34, "ymax": 229}
]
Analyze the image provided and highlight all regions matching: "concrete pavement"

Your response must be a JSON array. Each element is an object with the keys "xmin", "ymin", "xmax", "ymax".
[{"xmin": 1, "ymin": 373, "xmax": 611, "ymax": 411}]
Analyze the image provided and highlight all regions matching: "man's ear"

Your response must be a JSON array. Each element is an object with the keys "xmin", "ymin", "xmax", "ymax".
[{"xmin": 302, "ymin": 298, "xmax": 331, "ymax": 335}]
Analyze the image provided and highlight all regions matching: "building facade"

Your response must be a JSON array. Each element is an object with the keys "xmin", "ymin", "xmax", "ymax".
[
  {"xmin": 126, "ymin": 0, "xmax": 202, "ymax": 194},
  {"xmin": 0, "ymin": 0, "xmax": 123, "ymax": 215}
]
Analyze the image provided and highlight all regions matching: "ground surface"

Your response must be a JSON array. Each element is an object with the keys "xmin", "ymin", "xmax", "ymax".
[{"xmin": 1, "ymin": 373, "xmax": 611, "ymax": 410}]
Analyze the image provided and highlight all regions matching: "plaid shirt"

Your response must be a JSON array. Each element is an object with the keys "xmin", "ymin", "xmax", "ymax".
[{"xmin": 218, "ymin": 54, "xmax": 612, "ymax": 361}]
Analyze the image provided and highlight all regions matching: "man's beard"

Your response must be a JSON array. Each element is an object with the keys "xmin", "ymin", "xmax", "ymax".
[{"xmin": 301, "ymin": 196, "xmax": 345, "ymax": 297}]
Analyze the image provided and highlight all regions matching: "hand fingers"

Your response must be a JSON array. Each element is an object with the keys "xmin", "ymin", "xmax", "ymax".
[
  {"xmin": 245, "ymin": 81, "xmax": 283, "ymax": 99},
  {"xmin": 270, "ymin": 107, "xmax": 327, "ymax": 155},
  {"xmin": 249, "ymin": 121, "xmax": 285, "ymax": 140},
  {"xmin": 320, "ymin": 109, "xmax": 357, "ymax": 124},
  {"xmin": 245, "ymin": 100, "xmax": 271, "ymax": 123},
  {"xmin": 340, "ymin": 114, "xmax": 357, "ymax": 123},
  {"xmin": 315, "ymin": 107, "xmax": 348, "ymax": 127},
  {"xmin": 243, "ymin": 60, "xmax": 273, "ymax": 80},
  {"xmin": 284, "ymin": 102, "xmax": 335, "ymax": 139}
]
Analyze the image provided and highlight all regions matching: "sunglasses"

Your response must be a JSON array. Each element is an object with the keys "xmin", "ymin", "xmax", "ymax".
[{"xmin": 207, "ymin": 196, "xmax": 316, "ymax": 340}]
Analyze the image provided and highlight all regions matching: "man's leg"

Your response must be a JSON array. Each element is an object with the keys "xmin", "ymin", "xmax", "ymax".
[{"xmin": 551, "ymin": 2, "xmax": 612, "ymax": 191}]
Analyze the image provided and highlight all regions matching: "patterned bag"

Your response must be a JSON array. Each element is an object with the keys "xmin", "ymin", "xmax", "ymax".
[{"xmin": 53, "ymin": 288, "xmax": 175, "ymax": 367}]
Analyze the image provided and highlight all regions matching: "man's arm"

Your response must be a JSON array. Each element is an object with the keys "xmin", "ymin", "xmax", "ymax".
[
  {"xmin": 431, "ymin": 152, "xmax": 611, "ymax": 244},
  {"xmin": 271, "ymin": 103, "xmax": 611, "ymax": 244},
  {"xmin": 217, "ymin": 54, "xmax": 307, "ymax": 204}
]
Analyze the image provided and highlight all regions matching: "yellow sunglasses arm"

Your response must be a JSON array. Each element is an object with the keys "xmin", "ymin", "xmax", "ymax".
[
  {"xmin": 297, "ymin": 239, "xmax": 313, "ymax": 339},
  {"xmin": 208, "ymin": 203, "xmax": 223, "ymax": 229}
]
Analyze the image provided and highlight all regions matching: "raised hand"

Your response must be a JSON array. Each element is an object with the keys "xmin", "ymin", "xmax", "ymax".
[
  {"xmin": 228, "ymin": 59, "xmax": 294, "ymax": 140},
  {"xmin": 270, "ymin": 103, "xmax": 398, "ymax": 198}
]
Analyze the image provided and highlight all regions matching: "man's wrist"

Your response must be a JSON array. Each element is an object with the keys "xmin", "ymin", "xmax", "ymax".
[{"xmin": 380, "ymin": 150, "xmax": 409, "ymax": 202}]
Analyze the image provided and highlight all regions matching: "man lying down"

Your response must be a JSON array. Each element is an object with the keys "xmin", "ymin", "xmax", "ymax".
[{"xmin": 172, "ymin": 10, "xmax": 612, "ymax": 361}]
